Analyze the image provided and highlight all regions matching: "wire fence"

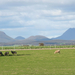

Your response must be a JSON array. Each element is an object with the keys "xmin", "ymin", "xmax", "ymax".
[{"xmin": 0, "ymin": 45, "xmax": 75, "ymax": 50}]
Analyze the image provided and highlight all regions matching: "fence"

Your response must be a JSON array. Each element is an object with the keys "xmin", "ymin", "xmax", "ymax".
[{"xmin": 0, "ymin": 45, "xmax": 75, "ymax": 50}]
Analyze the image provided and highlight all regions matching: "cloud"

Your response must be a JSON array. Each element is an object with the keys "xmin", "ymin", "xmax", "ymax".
[{"xmin": 0, "ymin": 0, "xmax": 75, "ymax": 38}]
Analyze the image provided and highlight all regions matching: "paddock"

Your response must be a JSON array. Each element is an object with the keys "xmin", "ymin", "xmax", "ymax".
[{"xmin": 0, "ymin": 49, "xmax": 75, "ymax": 75}]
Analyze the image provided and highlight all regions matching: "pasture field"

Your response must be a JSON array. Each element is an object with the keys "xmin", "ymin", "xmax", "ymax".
[{"xmin": 0, "ymin": 49, "xmax": 75, "ymax": 75}]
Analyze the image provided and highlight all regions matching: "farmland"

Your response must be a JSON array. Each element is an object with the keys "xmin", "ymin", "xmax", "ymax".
[{"xmin": 0, "ymin": 48, "xmax": 75, "ymax": 75}]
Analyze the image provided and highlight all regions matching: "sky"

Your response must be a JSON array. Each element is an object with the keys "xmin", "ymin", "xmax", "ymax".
[{"xmin": 0, "ymin": 0, "xmax": 75, "ymax": 39}]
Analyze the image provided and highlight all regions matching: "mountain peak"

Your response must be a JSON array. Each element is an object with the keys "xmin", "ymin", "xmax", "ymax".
[
  {"xmin": 0, "ymin": 31, "xmax": 6, "ymax": 35},
  {"xmin": 15, "ymin": 36, "xmax": 25, "ymax": 40},
  {"xmin": 26, "ymin": 35, "xmax": 50, "ymax": 41},
  {"xmin": 0, "ymin": 31, "xmax": 15, "ymax": 42},
  {"xmin": 55, "ymin": 28, "xmax": 75, "ymax": 40}
]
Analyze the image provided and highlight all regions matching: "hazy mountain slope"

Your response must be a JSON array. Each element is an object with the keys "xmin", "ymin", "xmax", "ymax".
[
  {"xmin": 1, "ymin": 28, "xmax": 75, "ymax": 45},
  {"xmin": 0, "ymin": 31, "xmax": 15, "ymax": 42},
  {"xmin": 26, "ymin": 35, "xmax": 50, "ymax": 41},
  {"xmin": 15, "ymin": 36, "xmax": 25, "ymax": 40},
  {"xmin": 54, "ymin": 28, "xmax": 75, "ymax": 40}
]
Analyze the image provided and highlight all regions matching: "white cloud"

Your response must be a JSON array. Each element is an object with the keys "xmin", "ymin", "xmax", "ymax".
[
  {"xmin": 0, "ymin": 0, "xmax": 75, "ymax": 38},
  {"xmin": 41, "ymin": 10, "xmax": 62, "ymax": 16}
]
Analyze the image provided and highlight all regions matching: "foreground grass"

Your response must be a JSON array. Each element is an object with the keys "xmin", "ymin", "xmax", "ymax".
[{"xmin": 0, "ymin": 49, "xmax": 75, "ymax": 75}]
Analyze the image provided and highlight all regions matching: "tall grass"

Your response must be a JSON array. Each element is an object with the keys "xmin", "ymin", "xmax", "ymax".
[{"xmin": 0, "ymin": 49, "xmax": 75, "ymax": 75}]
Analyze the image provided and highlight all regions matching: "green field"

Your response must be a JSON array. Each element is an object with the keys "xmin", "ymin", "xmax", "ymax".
[{"xmin": 0, "ymin": 49, "xmax": 75, "ymax": 75}]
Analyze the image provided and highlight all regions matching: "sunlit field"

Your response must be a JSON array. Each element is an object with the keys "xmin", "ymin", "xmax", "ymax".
[{"xmin": 0, "ymin": 49, "xmax": 75, "ymax": 75}]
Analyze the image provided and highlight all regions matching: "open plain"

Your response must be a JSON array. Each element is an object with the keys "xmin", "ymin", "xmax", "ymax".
[{"xmin": 0, "ymin": 49, "xmax": 75, "ymax": 75}]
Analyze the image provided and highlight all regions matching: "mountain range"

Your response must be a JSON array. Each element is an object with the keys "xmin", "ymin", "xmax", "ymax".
[{"xmin": 0, "ymin": 28, "xmax": 75, "ymax": 46}]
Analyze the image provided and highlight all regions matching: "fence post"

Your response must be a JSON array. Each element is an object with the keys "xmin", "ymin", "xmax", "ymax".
[
  {"xmin": 55, "ymin": 44, "xmax": 56, "ymax": 48},
  {"xmin": 2, "ymin": 46, "xmax": 3, "ymax": 50},
  {"xmin": 50, "ymin": 45, "xmax": 51, "ymax": 50},
  {"xmin": 14, "ymin": 45, "xmax": 15, "ymax": 51}
]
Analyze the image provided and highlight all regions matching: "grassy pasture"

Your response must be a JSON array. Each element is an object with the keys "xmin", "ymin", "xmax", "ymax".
[{"xmin": 0, "ymin": 49, "xmax": 75, "ymax": 75}]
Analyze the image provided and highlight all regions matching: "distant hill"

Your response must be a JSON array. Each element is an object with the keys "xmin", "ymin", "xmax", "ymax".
[
  {"xmin": 0, "ymin": 31, "xmax": 15, "ymax": 42},
  {"xmin": 53, "ymin": 28, "xmax": 75, "ymax": 40},
  {"xmin": 15, "ymin": 36, "xmax": 25, "ymax": 40},
  {"xmin": 26, "ymin": 35, "xmax": 50, "ymax": 41},
  {"xmin": 1, "ymin": 28, "xmax": 75, "ymax": 46}
]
